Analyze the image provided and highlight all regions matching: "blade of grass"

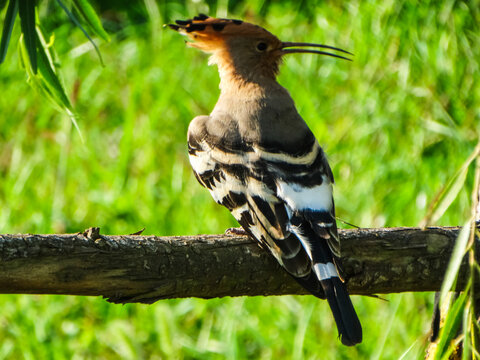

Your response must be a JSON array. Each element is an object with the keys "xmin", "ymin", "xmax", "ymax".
[
  {"xmin": 427, "ymin": 166, "xmax": 469, "ymax": 225},
  {"xmin": 461, "ymin": 302, "xmax": 471, "ymax": 360},
  {"xmin": 472, "ymin": 155, "xmax": 480, "ymax": 224},
  {"xmin": 466, "ymin": 155, "xmax": 480, "ymax": 359},
  {"xmin": 421, "ymin": 144, "xmax": 480, "ymax": 227},
  {"xmin": 439, "ymin": 219, "xmax": 472, "ymax": 305},
  {"xmin": 55, "ymin": 0, "xmax": 104, "ymax": 65},
  {"xmin": 434, "ymin": 288, "xmax": 469, "ymax": 360},
  {"xmin": 373, "ymin": 294, "xmax": 403, "ymax": 360},
  {"xmin": 397, "ymin": 339, "xmax": 419, "ymax": 360},
  {"xmin": 292, "ymin": 302, "xmax": 314, "ymax": 360},
  {"xmin": 0, "ymin": 0, "xmax": 18, "ymax": 63},
  {"xmin": 72, "ymin": 0, "xmax": 109, "ymax": 42},
  {"xmin": 17, "ymin": 0, "xmax": 36, "ymax": 73}
]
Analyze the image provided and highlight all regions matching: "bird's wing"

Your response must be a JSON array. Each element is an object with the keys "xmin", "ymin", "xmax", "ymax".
[
  {"xmin": 188, "ymin": 115, "xmax": 341, "ymax": 279},
  {"xmin": 270, "ymin": 141, "xmax": 345, "ymax": 278},
  {"xmin": 252, "ymin": 140, "xmax": 362, "ymax": 346},
  {"xmin": 188, "ymin": 116, "xmax": 314, "ymax": 280},
  {"xmin": 188, "ymin": 115, "xmax": 361, "ymax": 345}
]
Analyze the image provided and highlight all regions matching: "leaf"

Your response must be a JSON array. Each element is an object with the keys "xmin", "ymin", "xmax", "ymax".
[
  {"xmin": 461, "ymin": 303, "xmax": 471, "ymax": 360},
  {"xmin": 72, "ymin": 0, "xmax": 109, "ymax": 42},
  {"xmin": 18, "ymin": 0, "xmax": 36, "ymax": 73},
  {"xmin": 421, "ymin": 144, "xmax": 480, "ymax": 226},
  {"xmin": 18, "ymin": 29, "xmax": 83, "ymax": 141},
  {"xmin": 439, "ymin": 219, "xmax": 472, "ymax": 304},
  {"xmin": 56, "ymin": 0, "xmax": 104, "ymax": 65},
  {"xmin": 0, "ymin": 0, "xmax": 18, "ymax": 64},
  {"xmin": 434, "ymin": 289, "xmax": 469, "ymax": 360},
  {"xmin": 36, "ymin": 27, "xmax": 73, "ymax": 112},
  {"xmin": 18, "ymin": 34, "xmax": 56, "ymax": 102},
  {"xmin": 398, "ymin": 340, "xmax": 419, "ymax": 360},
  {"xmin": 35, "ymin": 26, "xmax": 83, "ymax": 140},
  {"xmin": 430, "ymin": 167, "xmax": 469, "ymax": 224}
]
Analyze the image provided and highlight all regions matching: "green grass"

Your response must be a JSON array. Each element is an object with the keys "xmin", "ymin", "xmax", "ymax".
[{"xmin": 0, "ymin": 0, "xmax": 479, "ymax": 359}]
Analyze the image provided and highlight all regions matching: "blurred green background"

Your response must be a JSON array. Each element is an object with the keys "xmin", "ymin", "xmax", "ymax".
[{"xmin": 0, "ymin": 0, "xmax": 479, "ymax": 359}]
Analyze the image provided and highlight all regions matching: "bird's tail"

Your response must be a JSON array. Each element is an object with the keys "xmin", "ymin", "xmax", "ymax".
[
  {"xmin": 312, "ymin": 253, "xmax": 362, "ymax": 346},
  {"xmin": 291, "ymin": 218, "xmax": 362, "ymax": 346}
]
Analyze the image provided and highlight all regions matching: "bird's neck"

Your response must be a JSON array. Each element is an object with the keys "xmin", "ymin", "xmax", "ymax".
[
  {"xmin": 211, "ymin": 53, "xmax": 279, "ymax": 96},
  {"xmin": 219, "ymin": 75, "xmax": 273, "ymax": 98}
]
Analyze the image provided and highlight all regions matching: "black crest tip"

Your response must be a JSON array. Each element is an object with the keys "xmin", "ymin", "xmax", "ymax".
[
  {"xmin": 186, "ymin": 23, "xmax": 207, "ymax": 32},
  {"xmin": 175, "ymin": 19, "xmax": 192, "ymax": 26},
  {"xmin": 167, "ymin": 24, "xmax": 180, "ymax": 31},
  {"xmin": 194, "ymin": 14, "xmax": 209, "ymax": 21}
]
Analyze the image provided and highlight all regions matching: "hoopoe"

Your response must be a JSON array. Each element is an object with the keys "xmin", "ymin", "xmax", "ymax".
[{"xmin": 169, "ymin": 14, "xmax": 362, "ymax": 346}]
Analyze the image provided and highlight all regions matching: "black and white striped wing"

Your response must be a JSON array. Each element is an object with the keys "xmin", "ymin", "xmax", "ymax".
[
  {"xmin": 267, "ymin": 139, "xmax": 342, "ymax": 270},
  {"xmin": 258, "ymin": 143, "xmax": 362, "ymax": 346},
  {"xmin": 187, "ymin": 116, "xmax": 361, "ymax": 345},
  {"xmin": 188, "ymin": 126, "xmax": 338, "ymax": 278},
  {"xmin": 188, "ymin": 142, "xmax": 313, "ymax": 280}
]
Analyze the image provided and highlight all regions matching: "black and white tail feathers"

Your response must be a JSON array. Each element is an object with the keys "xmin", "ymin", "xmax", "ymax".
[
  {"xmin": 294, "ymin": 270, "xmax": 361, "ymax": 346},
  {"xmin": 291, "ymin": 215, "xmax": 362, "ymax": 346}
]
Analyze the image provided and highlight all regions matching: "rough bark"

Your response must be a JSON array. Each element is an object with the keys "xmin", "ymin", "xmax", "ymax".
[{"xmin": 0, "ymin": 226, "xmax": 476, "ymax": 304}]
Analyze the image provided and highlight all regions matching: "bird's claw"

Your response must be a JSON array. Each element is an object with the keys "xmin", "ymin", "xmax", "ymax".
[{"xmin": 225, "ymin": 227, "xmax": 248, "ymax": 236}]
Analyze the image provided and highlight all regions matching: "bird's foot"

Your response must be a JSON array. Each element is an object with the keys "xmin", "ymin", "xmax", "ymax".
[{"xmin": 225, "ymin": 227, "xmax": 248, "ymax": 236}]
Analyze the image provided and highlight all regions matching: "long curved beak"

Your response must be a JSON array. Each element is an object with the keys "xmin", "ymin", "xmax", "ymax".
[{"xmin": 281, "ymin": 42, "xmax": 353, "ymax": 61}]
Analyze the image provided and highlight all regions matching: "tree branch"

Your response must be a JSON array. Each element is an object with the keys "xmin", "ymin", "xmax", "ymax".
[{"xmin": 0, "ymin": 226, "xmax": 476, "ymax": 304}]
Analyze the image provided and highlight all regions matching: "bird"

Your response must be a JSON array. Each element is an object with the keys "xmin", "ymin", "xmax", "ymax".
[{"xmin": 169, "ymin": 14, "xmax": 362, "ymax": 346}]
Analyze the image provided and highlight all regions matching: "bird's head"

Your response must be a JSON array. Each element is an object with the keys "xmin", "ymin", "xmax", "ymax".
[{"xmin": 168, "ymin": 14, "xmax": 351, "ymax": 83}]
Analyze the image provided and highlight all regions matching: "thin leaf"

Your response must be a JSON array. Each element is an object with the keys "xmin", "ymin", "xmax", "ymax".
[
  {"xmin": 0, "ymin": 0, "xmax": 18, "ymax": 63},
  {"xmin": 398, "ymin": 340, "xmax": 419, "ymax": 360},
  {"xmin": 461, "ymin": 302, "xmax": 471, "ymax": 360},
  {"xmin": 439, "ymin": 220, "xmax": 472, "ymax": 304},
  {"xmin": 36, "ymin": 27, "xmax": 73, "ymax": 112},
  {"xmin": 434, "ymin": 289, "xmax": 469, "ymax": 360},
  {"xmin": 72, "ymin": 0, "xmax": 109, "ymax": 42},
  {"xmin": 473, "ymin": 155, "xmax": 480, "ymax": 223},
  {"xmin": 55, "ymin": 0, "xmax": 104, "ymax": 65},
  {"xmin": 421, "ymin": 144, "xmax": 480, "ymax": 226},
  {"xmin": 18, "ymin": 31, "xmax": 83, "ymax": 141},
  {"xmin": 36, "ymin": 26, "xmax": 83, "ymax": 140},
  {"xmin": 429, "ymin": 166, "xmax": 469, "ymax": 224},
  {"xmin": 17, "ymin": 0, "xmax": 36, "ymax": 73},
  {"xmin": 18, "ymin": 34, "xmax": 57, "ymax": 103}
]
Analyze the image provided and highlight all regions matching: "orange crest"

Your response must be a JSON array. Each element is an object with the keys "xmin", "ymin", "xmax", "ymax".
[{"xmin": 168, "ymin": 14, "xmax": 281, "ymax": 52}]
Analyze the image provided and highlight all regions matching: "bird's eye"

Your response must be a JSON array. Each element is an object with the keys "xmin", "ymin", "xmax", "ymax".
[{"xmin": 256, "ymin": 42, "xmax": 268, "ymax": 52}]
